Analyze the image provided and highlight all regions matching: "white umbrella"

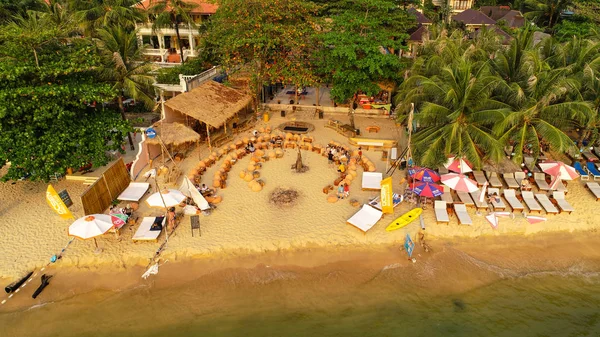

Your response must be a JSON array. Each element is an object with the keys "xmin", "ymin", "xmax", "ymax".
[
  {"xmin": 444, "ymin": 156, "xmax": 473, "ymax": 174},
  {"xmin": 538, "ymin": 161, "xmax": 579, "ymax": 180},
  {"xmin": 69, "ymin": 214, "xmax": 114, "ymax": 253},
  {"xmin": 441, "ymin": 173, "xmax": 479, "ymax": 193},
  {"xmin": 146, "ymin": 189, "xmax": 186, "ymax": 208}
]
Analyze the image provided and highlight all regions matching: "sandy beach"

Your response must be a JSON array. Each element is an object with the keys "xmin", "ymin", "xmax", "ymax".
[{"xmin": 0, "ymin": 112, "xmax": 599, "ymax": 286}]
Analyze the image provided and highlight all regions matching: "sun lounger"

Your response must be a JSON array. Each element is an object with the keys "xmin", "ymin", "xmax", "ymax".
[
  {"xmin": 582, "ymin": 150, "xmax": 599, "ymax": 162},
  {"xmin": 362, "ymin": 172, "xmax": 383, "ymax": 190},
  {"xmin": 552, "ymin": 191, "xmax": 574, "ymax": 214},
  {"xmin": 473, "ymin": 171, "xmax": 488, "ymax": 186},
  {"xmin": 487, "ymin": 188, "xmax": 506, "ymax": 210},
  {"xmin": 434, "ymin": 201, "xmax": 450, "ymax": 224},
  {"xmin": 347, "ymin": 204, "xmax": 383, "ymax": 233},
  {"xmin": 585, "ymin": 182, "xmax": 600, "ymax": 200},
  {"xmin": 535, "ymin": 193, "xmax": 559, "ymax": 214},
  {"xmin": 521, "ymin": 191, "xmax": 542, "ymax": 213},
  {"xmin": 457, "ymin": 191, "xmax": 475, "ymax": 207},
  {"xmin": 440, "ymin": 185, "xmax": 454, "ymax": 204},
  {"xmin": 470, "ymin": 190, "xmax": 488, "ymax": 209},
  {"xmin": 503, "ymin": 189, "xmax": 524, "ymax": 212},
  {"xmin": 118, "ymin": 182, "xmax": 150, "ymax": 201},
  {"xmin": 502, "ymin": 173, "xmax": 520, "ymax": 189},
  {"xmin": 524, "ymin": 156, "xmax": 540, "ymax": 173},
  {"xmin": 133, "ymin": 216, "xmax": 165, "ymax": 242},
  {"xmin": 368, "ymin": 193, "xmax": 403, "ymax": 211},
  {"xmin": 534, "ymin": 173, "xmax": 550, "ymax": 191},
  {"xmin": 586, "ymin": 162, "xmax": 600, "ymax": 181},
  {"xmin": 486, "ymin": 172, "xmax": 503, "ymax": 188},
  {"xmin": 453, "ymin": 203, "xmax": 472, "ymax": 225},
  {"xmin": 552, "ymin": 179, "xmax": 567, "ymax": 194},
  {"xmin": 573, "ymin": 162, "xmax": 589, "ymax": 180}
]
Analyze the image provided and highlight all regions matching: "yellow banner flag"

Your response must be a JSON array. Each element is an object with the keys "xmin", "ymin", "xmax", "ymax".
[
  {"xmin": 46, "ymin": 185, "xmax": 74, "ymax": 220},
  {"xmin": 380, "ymin": 177, "xmax": 394, "ymax": 214}
]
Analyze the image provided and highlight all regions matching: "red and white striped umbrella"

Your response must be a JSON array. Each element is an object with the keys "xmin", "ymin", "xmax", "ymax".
[
  {"xmin": 444, "ymin": 156, "xmax": 473, "ymax": 174},
  {"xmin": 526, "ymin": 215, "xmax": 547, "ymax": 224},
  {"xmin": 538, "ymin": 161, "xmax": 579, "ymax": 180},
  {"xmin": 441, "ymin": 173, "xmax": 479, "ymax": 193}
]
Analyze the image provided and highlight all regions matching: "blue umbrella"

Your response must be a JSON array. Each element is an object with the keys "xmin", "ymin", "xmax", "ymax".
[
  {"xmin": 408, "ymin": 167, "xmax": 440, "ymax": 182},
  {"xmin": 411, "ymin": 181, "xmax": 443, "ymax": 198}
]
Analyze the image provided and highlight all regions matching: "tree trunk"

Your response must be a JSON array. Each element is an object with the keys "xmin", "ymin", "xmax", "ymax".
[
  {"xmin": 118, "ymin": 95, "xmax": 135, "ymax": 150},
  {"xmin": 174, "ymin": 23, "xmax": 185, "ymax": 64},
  {"xmin": 349, "ymin": 97, "xmax": 356, "ymax": 129}
]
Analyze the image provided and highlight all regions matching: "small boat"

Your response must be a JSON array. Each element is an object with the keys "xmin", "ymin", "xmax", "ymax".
[{"xmin": 386, "ymin": 208, "xmax": 422, "ymax": 232}]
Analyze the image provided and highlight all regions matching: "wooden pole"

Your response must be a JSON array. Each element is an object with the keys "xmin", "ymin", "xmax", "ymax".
[
  {"xmin": 206, "ymin": 124, "xmax": 212, "ymax": 151},
  {"xmin": 316, "ymin": 86, "xmax": 320, "ymax": 106}
]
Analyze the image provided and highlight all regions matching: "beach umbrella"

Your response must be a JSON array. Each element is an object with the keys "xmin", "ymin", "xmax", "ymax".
[
  {"xmin": 486, "ymin": 211, "xmax": 512, "ymax": 229},
  {"xmin": 408, "ymin": 167, "xmax": 440, "ymax": 182},
  {"xmin": 411, "ymin": 181, "xmax": 443, "ymax": 198},
  {"xmin": 526, "ymin": 215, "xmax": 547, "ymax": 224},
  {"xmin": 538, "ymin": 161, "xmax": 579, "ymax": 180},
  {"xmin": 479, "ymin": 182, "xmax": 488, "ymax": 203},
  {"xmin": 441, "ymin": 173, "xmax": 479, "ymax": 193},
  {"xmin": 69, "ymin": 215, "xmax": 114, "ymax": 252},
  {"xmin": 146, "ymin": 189, "xmax": 186, "ymax": 208},
  {"xmin": 444, "ymin": 156, "xmax": 473, "ymax": 174}
]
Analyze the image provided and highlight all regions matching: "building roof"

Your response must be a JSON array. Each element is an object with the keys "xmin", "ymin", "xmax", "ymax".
[
  {"xmin": 408, "ymin": 25, "xmax": 429, "ymax": 42},
  {"xmin": 136, "ymin": 0, "xmax": 218, "ymax": 15},
  {"xmin": 408, "ymin": 8, "xmax": 433, "ymax": 25},
  {"xmin": 498, "ymin": 11, "xmax": 525, "ymax": 28},
  {"xmin": 165, "ymin": 80, "xmax": 252, "ymax": 129},
  {"xmin": 452, "ymin": 9, "xmax": 496, "ymax": 25},
  {"xmin": 146, "ymin": 122, "xmax": 200, "ymax": 146},
  {"xmin": 479, "ymin": 6, "xmax": 511, "ymax": 21}
]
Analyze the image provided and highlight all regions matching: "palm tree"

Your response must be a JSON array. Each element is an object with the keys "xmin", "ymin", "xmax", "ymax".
[
  {"xmin": 147, "ymin": 0, "xmax": 198, "ymax": 64},
  {"xmin": 399, "ymin": 60, "xmax": 507, "ymax": 169},
  {"xmin": 68, "ymin": 0, "xmax": 144, "ymax": 36},
  {"xmin": 523, "ymin": 0, "xmax": 573, "ymax": 28},
  {"xmin": 95, "ymin": 25, "xmax": 156, "ymax": 150}
]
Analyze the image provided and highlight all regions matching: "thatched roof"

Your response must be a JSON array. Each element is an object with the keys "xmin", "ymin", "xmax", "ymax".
[
  {"xmin": 146, "ymin": 122, "xmax": 200, "ymax": 146},
  {"xmin": 165, "ymin": 81, "xmax": 252, "ymax": 129}
]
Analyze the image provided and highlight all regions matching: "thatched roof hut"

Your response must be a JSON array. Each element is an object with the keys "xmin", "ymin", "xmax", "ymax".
[
  {"xmin": 164, "ymin": 81, "xmax": 253, "ymax": 129},
  {"xmin": 146, "ymin": 122, "xmax": 200, "ymax": 146}
]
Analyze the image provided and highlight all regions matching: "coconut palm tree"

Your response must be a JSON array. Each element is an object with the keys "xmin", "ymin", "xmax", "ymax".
[
  {"xmin": 95, "ymin": 25, "xmax": 155, "ymax": 150},
  {"xmin": 401, "ymin": 61, "xmax": 507, "ymax": 169},
  {"xmin": 147, "ymin": 0, "xmax": 198, "ymax": 64},
  {"xmin": 69, "ymin": 0, "xmax": 144, "ymax": 36},
  {"xmin": 523, "ymin": 0, "xmax": 574, "ymax": 28}
]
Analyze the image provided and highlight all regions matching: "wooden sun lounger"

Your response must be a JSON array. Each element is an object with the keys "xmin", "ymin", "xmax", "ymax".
[
  {"xmin": 440, "ymin": 185, "xmax": 454, "ymax": 204},
  {"xmin": 521, "ymin": 191, "xmax": 542, "ymax": 213},
  {"xmin": 453, "ymin": 203, "xmax": 472, "ymax": 225},
  {"xmin": 503, "ymin": 189, "xmax": 524, "ymax": 213},
  {"xmin": 457, "ymin": 192, "xmax": 475, "ymax": 207},
  {"xmin": 534, "ymin": 173, "xmax": 550, "ymax": 191},
  {"xmin": 434, "ymin": 201, "xmax": 450, "ymax": 224},
  {"xmin": 133, "ymin": 217, "xmax": 165, "ymax": 242},
  {"xmin": 473, "ymin": 171, "xmax": 488, "ymax": 186},
  {"xmin": 582, "ymin": 150, "xmax": 599, "ymax": 162},
  {"xmin": 503, "ymin": 173, "xmax": 519, "ymax": 189},
  {"xmin": 486, "ymin": 172, "xmax": 503, "ymax": 188},
  {"xmin": 552, "ymin": 191, "xmax": 574, "ymax": 214},
  {"xmin": 470, "ymin": 190, "xmax": 488, "ymax": 209},
  {"xmin": 524, "ymin": 156, "xmax": 540, "ymax": 173},
  {"xmin": 585, "ymin": 182, "xmax": 600, "ymax": 200},
  {"xmin": 535, "ymin": 193, "xmax": 559, "ymax": 214},
  {"xmin": 487, "ymin": 188, "xmax": 506, "ymax": 210}
]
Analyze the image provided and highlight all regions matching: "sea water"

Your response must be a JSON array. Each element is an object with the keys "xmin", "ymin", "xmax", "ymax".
[{"xmin": 1, "ymin": 258, "xmax": 599, "ymax": 337}]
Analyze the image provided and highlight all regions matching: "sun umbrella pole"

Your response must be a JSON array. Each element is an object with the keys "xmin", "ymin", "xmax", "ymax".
[
  {"xmin": 153, "ymin": 176, "xmax": 170, "ymax": 242},
  {"xmin": 406, "ymin": 103, "xmax": 414, "ymax": 165}
]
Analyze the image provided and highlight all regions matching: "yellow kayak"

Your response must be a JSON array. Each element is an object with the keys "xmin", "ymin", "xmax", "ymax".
[{"xmin": 386, "ymin": 208, "xmax": 423, "ymax": 232}]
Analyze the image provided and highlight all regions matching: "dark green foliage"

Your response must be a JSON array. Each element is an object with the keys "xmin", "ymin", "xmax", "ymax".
[{"xmin": 0, "ymin": 13, "xmax": 131, "ymax": 181}]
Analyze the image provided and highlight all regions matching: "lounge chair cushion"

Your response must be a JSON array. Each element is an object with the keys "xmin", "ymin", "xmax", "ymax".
[{"xmin": 347, "ymin": 205, "xmax": 383, "ymax": 232}]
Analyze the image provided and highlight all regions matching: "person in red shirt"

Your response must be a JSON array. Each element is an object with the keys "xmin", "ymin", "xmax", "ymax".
[{"xmin": 343, "ymin": 183, "xmax": 350, "ymax": 198}]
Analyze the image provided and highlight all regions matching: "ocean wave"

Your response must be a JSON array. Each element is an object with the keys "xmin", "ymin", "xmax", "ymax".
[
  {"xmin": 382, "ymin": 263, "xmax": 401, "ymax": 271},
  {"xmin": 25, "ymin": 301, "xmax": 53, "ymax": 311}
]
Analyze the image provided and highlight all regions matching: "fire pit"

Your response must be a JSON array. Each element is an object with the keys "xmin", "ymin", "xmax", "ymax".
[
  {"xmin": 277, "ymin": 121, "xmax": 315, "ymax": 134},
  {"xmin": 269, "ymin": 188, "xmax": 300, "ymax": 207}
]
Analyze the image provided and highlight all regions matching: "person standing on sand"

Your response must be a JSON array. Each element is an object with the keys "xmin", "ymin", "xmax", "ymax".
[
  {"xmin": 167, "ymin": 207, "xmax": 176, "ymax": 232},
  {"xmin": 328, "ymin": 149, "xmax": 334, "ymax": 165},
  {"xmin": 337, "ymin": 183, "xmax": 345, "ymax": 199},
  {"xmin": 343, "ymin": 183, "xmax": 350, "ymax": 198},
  {"xmin": 358, "ymin": 147, "xmax": 363, "ymax": 163}
]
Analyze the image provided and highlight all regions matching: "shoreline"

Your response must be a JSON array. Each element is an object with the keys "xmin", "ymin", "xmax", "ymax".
[{"xmin": 2, "ymin": 229, "xmax": 599, "ymax": 313}]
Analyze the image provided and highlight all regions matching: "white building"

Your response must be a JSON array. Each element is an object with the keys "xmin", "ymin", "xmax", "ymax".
[{"xmin": 135, "ymin": 0, "xmax": 218, "ymax": 64}]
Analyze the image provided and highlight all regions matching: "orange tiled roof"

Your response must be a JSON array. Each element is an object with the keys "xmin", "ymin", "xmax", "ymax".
[{"xmin": 136, "ymin": 0, "xmax": 218, "ymax": 15}]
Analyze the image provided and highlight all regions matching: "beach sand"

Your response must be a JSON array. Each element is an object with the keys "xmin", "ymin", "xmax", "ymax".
[{"xmin": 0, "ymin": 111, "xmax": 599, "ymax": 285}]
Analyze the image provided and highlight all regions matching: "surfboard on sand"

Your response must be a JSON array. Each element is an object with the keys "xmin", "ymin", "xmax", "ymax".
[{"xmin": 386, "ymin": 208, "xmax": 423, "ymax": 232}]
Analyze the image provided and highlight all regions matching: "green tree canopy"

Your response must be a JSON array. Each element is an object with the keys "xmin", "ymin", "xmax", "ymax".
[
  {"xmin": 317, "ymin": 0, "xmax": 414, "ymax": 127},
  {"xmin": 205, "ymin": 0, "xmax": 321, "ymax": 108},
  {"xmin": 148, "ymin": 0, "xmax": 198, "ymax": 64},
  {"xmin": 0, "ymin": 13, "xmax": 131, "ymax": 181}
]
